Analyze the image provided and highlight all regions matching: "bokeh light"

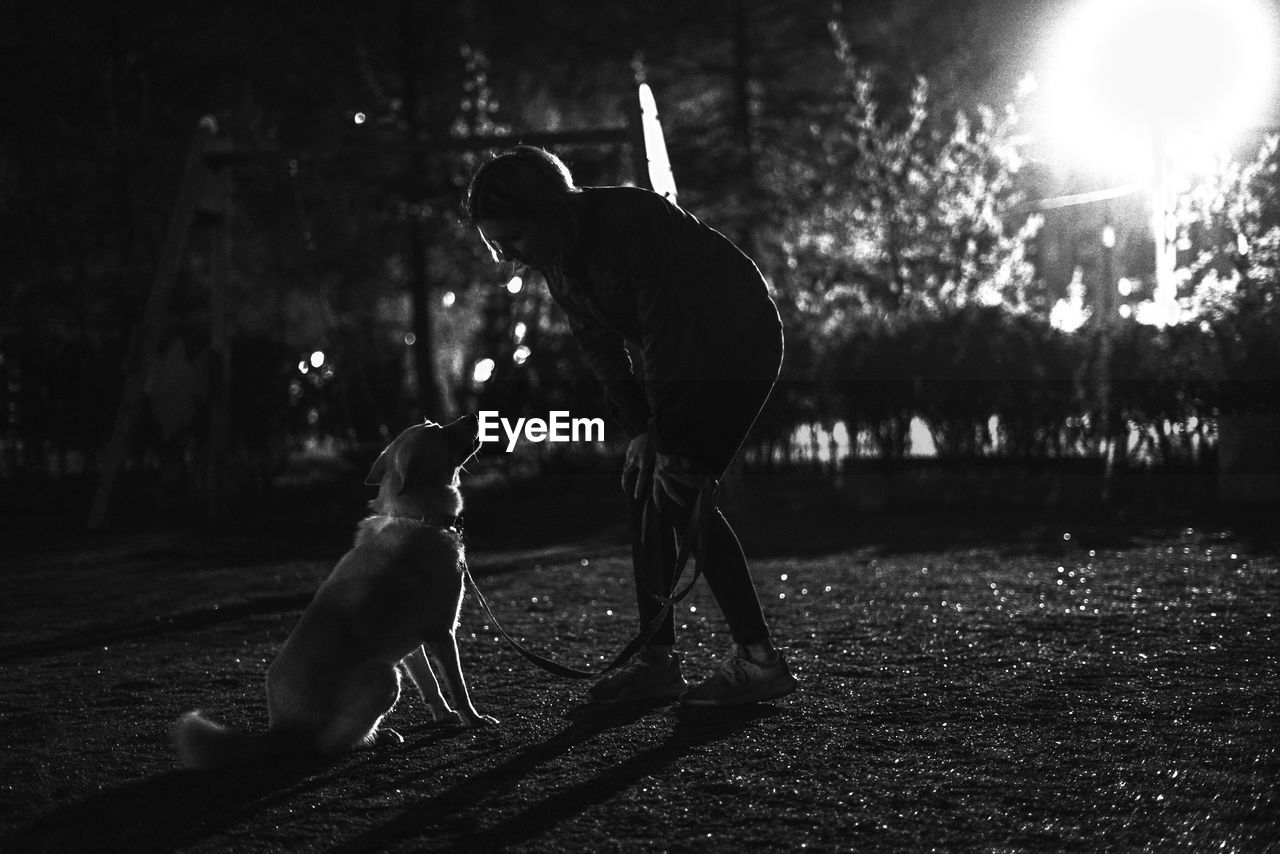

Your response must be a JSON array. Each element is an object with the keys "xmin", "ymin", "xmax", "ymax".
[{"xmin": 472, "ymin": 357, "xmax": 495, "ymax": 384}]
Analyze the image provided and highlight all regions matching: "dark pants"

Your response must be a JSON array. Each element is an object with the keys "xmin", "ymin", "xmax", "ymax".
[{"xmin": 632, "ymin": 318, "xmax": 782, "ymax": 647}]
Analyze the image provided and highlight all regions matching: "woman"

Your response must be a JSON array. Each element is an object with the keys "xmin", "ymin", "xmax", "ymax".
[{"xmin": 465, "ymin": 146, "xmax": 795, "ymax": 707}]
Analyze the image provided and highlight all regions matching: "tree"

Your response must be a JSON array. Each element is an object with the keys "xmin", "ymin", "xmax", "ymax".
[
  {"xmin": 731, "ymin": 19, "xmax": 1040, "ymax": 456},
  {"xmin": 1175, "ymin": 135, "xmax": 1280, "ymax": 410},
  {"xmin": 766, "ymin": 21, "xmax": 1036, "ymax": 319}
]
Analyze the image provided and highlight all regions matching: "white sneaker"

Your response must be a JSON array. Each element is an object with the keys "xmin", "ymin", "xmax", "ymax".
[
  {"xmin": 588, "ymin": 648, "xmax": 686, "ymax": 705},
  {"xmin": 681, "ymin": 645, "xmax": 798, "ymax": 707}
]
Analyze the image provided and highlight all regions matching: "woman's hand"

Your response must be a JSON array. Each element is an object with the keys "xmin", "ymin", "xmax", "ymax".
[
  {"xmin": 652, "ymin": 452, "xmax": 705, "ymax": 509},
  {"xmin": 622, "ymin": 434, "xmax": 704, "ymax": 508},
  {"xmin": 621, "ymin": 434, "xmax": 655, "ymax": 500}
]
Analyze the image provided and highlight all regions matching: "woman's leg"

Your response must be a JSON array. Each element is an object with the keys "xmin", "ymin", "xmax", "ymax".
[
  {"xmin": 699, "ymin": 506, "xmax": 770, "ymax": 643},
  {"xmin": 587, "ymin": 493, "xmax": 686, "ymax": 704},
  {"xmin": 654, "ymin": 492, "xmax": 769, "ymax": 644},
  {"xmin": 630, "ymin": 491, "xmax": 677, "ymax": 645},
  {"xmin": 655, "ymin": 364, "xmax": 781, "ymax": 646}
]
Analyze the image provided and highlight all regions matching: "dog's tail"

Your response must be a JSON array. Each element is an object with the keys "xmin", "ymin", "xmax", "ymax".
[{"xmin": 172, "ymin": 711, "xmax": 304, "ymax": 769}]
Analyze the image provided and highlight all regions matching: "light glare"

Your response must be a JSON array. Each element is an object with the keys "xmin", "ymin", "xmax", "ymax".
[{"xmin": 1039, "ymin": 0, "xmax": 1277, "ymax": 170}]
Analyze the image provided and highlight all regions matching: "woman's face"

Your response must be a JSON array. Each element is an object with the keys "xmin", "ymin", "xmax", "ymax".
[{"xmin": 476, "ymin": 218, "xmax": 556, "ymax": 268}]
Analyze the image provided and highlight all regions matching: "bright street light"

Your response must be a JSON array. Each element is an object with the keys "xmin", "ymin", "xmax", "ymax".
[
  {"xmin": 1040, "ymin": 0, "xmax": 1277, "ymax": 170},
  {"xmin": 1038, "ymin": 0, "xmax": 1277, "ymax": 325}
]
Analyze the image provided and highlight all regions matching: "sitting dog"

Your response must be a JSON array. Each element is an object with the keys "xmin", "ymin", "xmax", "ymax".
[{"xmin": 174, "ymin": 415, "xmax": 496, "ymax": 768}]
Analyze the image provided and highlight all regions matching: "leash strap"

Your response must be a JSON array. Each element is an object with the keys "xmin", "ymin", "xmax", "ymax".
[
  {"xmin": 463, "ymin": 475, "xmax": 716, "ymax": 680},
  {"xmin": 640, "ymin": 478, "xmax": 713, "ymax": 609}
]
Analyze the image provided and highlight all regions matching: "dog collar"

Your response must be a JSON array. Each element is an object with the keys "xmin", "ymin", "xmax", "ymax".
[
  {"xmin": 374, "ymin": 513, "xmax": 464, "ymax": 533},
  {"xmin": 423, "ymin": 513, "xmax": 464, "ymax": 533}
]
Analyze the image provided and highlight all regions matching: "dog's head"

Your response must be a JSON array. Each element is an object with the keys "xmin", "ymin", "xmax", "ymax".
[{"xmin": 365, "ymin": 414, "xmax": 480, "ymax": 497}]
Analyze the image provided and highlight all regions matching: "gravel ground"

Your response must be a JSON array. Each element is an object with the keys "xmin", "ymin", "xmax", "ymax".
[{"xmin": 1, "ymin": 475, "xmax": 1277, "ymax": 853}]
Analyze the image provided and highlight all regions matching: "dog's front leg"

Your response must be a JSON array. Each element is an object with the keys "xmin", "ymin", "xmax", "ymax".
[
  {"xmin": 402, "ymin": 646, "xmax": 464, "ymax": 726},
  {"xmin": 424, "ymin": 636, "xmax": 498, "ymax": 727}
]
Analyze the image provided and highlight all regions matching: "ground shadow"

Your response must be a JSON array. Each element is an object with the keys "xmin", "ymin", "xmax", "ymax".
[
  {"xmin": 458, "ymin": 704, "xmax": 783, "ymax": 851},
  {"xmin": 331, "ymin": 703, "xmax": 782, "ymax": 853},
  {"xmin": 3, "ymin": 725, "xmax": 478, "ymax": 854},
  {"xmin": 0, "ymin": 594, "xmax": 313, "ymax": 665},
  {"xmin": 4, "ymin": 756, "xmax": 324, "ymax": 854}
]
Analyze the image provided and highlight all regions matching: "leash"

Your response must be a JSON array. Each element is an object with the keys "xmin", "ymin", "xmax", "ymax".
[{"xmin": 462, "ymin": 476, "xmax": 717, "ymax": 680}]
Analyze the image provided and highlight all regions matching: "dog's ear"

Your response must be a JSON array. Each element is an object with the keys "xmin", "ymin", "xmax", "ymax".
[
  {"xmin": 395, "ymin": 445, "xmax": 431, "ymax": 496},
  {"xmin": 365, "ymin": 448, "xmax": 390, "ymax": 486}
]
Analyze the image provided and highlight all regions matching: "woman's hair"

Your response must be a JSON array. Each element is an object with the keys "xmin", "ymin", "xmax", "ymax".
[
  {"xmin": 465, "ymin": 146, "xmax": 582, "ymax": 290},
  {"xmin": 464, "ymin": 145, "xmax": 578, "ymax": 226}
]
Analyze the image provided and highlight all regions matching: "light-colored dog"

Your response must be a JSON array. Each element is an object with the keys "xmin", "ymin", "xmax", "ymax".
[{"xmin": 174, "ymin": 415, "xmax": 496, "ymax": 768}]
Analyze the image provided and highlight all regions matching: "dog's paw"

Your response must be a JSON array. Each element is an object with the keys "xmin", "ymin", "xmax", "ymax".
[
  {"xmin": 374, "ymin": 727, "xmax": 405, "ymax": 747},
  {"xmin": 463, "ymin": 713, "xmax": 500, "ymax": 728},
  {"xmin": 430, "ymin": 708, "xmax": 466, "ymax": 726}
]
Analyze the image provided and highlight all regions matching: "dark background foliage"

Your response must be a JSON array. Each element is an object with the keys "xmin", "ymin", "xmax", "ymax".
[{"xmin": 2, "ymin": 0, "xmax": 1277, "ymax": 523}]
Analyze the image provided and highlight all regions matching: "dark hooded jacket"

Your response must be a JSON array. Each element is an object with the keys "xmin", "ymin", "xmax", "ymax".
[{"xmin": 547, "ymin": 186, "xmax": 782, "ymax": 458}]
